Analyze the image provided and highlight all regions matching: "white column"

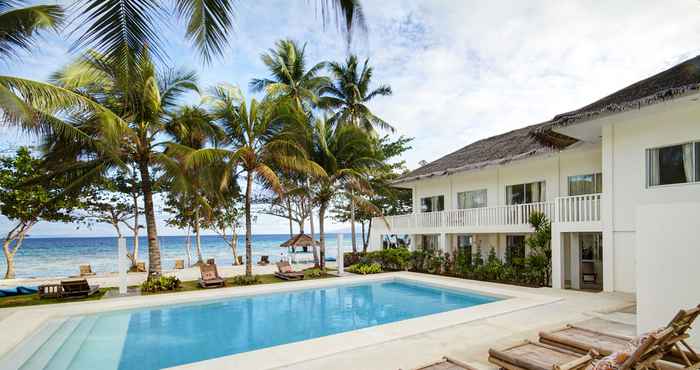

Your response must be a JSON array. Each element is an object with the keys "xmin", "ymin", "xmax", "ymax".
[
  {"xmin": 337, "ymin": 233, "xmax": 344, "ymax": 276},
  {"xmin": 570, "ymin": 233, "xmax": 581, "ymax": 290},
  {"xmin": 439, "ymin": 233, "xmax": 448, "ymax": 254},
  {"xmin": 551, "ymin": 227, "xmax": 565, "ymax": 289},
  {"xmin": 601, "ymin": 124, "xmax": 615, "ymax": 292},
  {"xmin": 118, "ymin": 237, "xmax": 127, "ymax": 295}
]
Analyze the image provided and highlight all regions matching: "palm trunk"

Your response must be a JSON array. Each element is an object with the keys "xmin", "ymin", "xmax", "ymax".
[
  {"xmin": 194, "ymin": 209, "xmax": 203, "ymax": 264},
  {"xmin": 319, "ymin": 203, "xmax": 327, "ymax": 269},
  {"xmin": 132, "ymin": 193, "xmax": 140, "ymax": 267},
  {"xmin": 287, "ymin": 198, "xmax": 293, "ymax": 238},
  {"xmin": 350, "ymin": 191, "xmax": 357, "ymax": 254},
  {"xmin": 244, "ymin": 171, "xmax": 253, "ymax": 276},
  {"xmin": 185, "ymin": 226, "xmax": 192, "ymax": 267},
  {"xmin": 364, "ymin": 218, "xmax": 372, "ymax": 253},
  {"xmin": 361, "ymin": 221, "xmax": 366, "ymax": 253},
  {"xmin": 138, "ymin": 160, "xmax": 161, "ymax": 277},
  {"xmin": 309, "ymin": 200, "xmax": 319, "ymax": 267}
]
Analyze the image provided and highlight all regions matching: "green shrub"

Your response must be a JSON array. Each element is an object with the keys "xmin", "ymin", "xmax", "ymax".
[
  {"xmin": 232, "ymin": 275, "xmax": 261, "ymax": 285},
  {"xmin": 304, "ymin": 268, "xmax": 323, "ymax": 278},
  {"xmin": 140, "ymin": 275, "xmax": 181, "ymax": 293},
  {"xmin": 347, "ymin": 262, "xmax": 382, "ymax": 275}
]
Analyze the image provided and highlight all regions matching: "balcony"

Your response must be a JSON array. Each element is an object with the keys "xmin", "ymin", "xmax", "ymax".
[{"xmin": 374, "ymin": 194, "xmax": 602, "ymax": 234}]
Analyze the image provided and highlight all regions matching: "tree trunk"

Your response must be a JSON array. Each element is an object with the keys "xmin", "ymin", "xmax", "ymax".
[
  {"xmin": 361, "ymin": 221, "xmax": 366, "ymax": 253},
  {"xmin": 319, "ymin": 203, "xmax": 327, "ymax": 269},
  {"xmin": 138, "ymin": 160, "xmax": 161, "ymax": 277},
  {"xmin": 132, "ymin": 192, "xmax": 140, "ymax": 267},
  {"xmin": 364, "ymin": 218, "xmax": 372, "ymax": 253},
  {"xmin": 194, "ymin": 210, "xmax": 203, "ymax": 264},
  {"xmin": 350, "ymin": 191, "xmax": 357, "ymax": 253},
  {"xmin": 287, "ymin": 198, "xmax": 293, "ymax": 238},
  {"xmin": 185, "ymin": 226, "xmax": 192, "ymax": 267},
  {"xmin": 244, "ymin": 171, "xmax": 253, "ymax": 276},
  {"xmin": 309, "ymin": 200, "xmax": 319, "ymax": 267},
  {"xmin": 230, "ymin": 230, "xmax": 239, "ymax": 265},
  {"xmin": 2, "ymin": 222, "xmax": 31, "ymax": 280}
]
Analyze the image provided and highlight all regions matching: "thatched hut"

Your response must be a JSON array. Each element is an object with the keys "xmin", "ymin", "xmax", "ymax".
[{"xmin": 280, "ymin": 233, "xmax": 320, "ymax": 263}]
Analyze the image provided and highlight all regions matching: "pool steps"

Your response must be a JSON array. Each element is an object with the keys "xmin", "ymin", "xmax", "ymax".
[
  {"xmin": 43, "ymin": 316, "xmax": 98, "ymax": 370},
  {"xmin": 0, "ymin": 318, "xmax": 66, "ymax": 370}
]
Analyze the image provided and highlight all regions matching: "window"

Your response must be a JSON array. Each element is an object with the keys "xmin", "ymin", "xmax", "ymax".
[
  {"xmin": 457, "ymin": 189, "xmax": 487, "ymax": 209},
  {"xmin": 506, "ymin": 181, "xmax": 546, "ymax": 205},
  {"xmin": 421, "ymin": 235, "xmax": 439, "ymax": 252},
  {"xmin": 420, "ymin": 195, "xmax": 444, "ymax": 213},
  {"xmin": 506, "ymin": 235, "xmax": 525, "ymax": 264},
  {"xmin": 457, "ymin": 235, "xmax": 473, "ymax": 265},
  {"xmin": 568, "ymin": 173, "xmax": 603, "ymax": 196},
  {"xmin": 647, "ymin": 141, "xmax": 700, "ymax": 187}
]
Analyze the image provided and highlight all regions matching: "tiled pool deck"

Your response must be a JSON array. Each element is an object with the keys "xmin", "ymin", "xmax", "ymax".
[{"xmin": 0, "ymin": 272, "xmax": 634, "ymax": 370}]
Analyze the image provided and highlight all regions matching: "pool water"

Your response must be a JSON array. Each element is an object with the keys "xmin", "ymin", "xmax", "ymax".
[{"xmin": 18, "ymin": 280, "xmax": 499, "ymax": 370}]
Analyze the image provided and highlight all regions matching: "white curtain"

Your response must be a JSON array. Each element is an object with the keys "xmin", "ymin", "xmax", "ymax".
[
  {"xmin": 648, "ymin": 149, "xmax": 660, "ymax": 186},
  {"xmin": 683, "ymin": 143, "xmax": 694, "ymax": 182}
]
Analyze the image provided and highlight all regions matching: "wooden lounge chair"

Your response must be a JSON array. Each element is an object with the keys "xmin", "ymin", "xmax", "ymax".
[
  {"xmin": 488, "ymin": 327, "xmax": 673, "ymax": 370},
  {"xmin": 257, "ymin": 255, "xmax": 270, "ymax": 266},
  {"xmin": 79, "ymin": 264, "xmax": 96, "ymax": 277},
  {"xmin": 275, "ymin": 261, "xmax": 304, "ymax": 281},
  {"xmin": 174, "ymin": 259, "xmax": 185, "ymax": 269},
  {"xmin": 60, "ymin": 279, "xmax": 100, "ymax": 299},
  {"xmin": 407, "ymin": 356, "xmax": 477, "ymax": 370},
  {"xmin": 198, "ymin": 263, "xmax": 225, "ymax": 288},
  {"xmin": 539, "ymin": 305, "xmax": 700, "ymax": 368}
]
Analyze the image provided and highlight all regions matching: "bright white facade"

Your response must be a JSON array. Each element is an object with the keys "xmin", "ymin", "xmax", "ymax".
[{"xmin": 371, "ymin": 57, "xmax": 700, "ymax": 306}]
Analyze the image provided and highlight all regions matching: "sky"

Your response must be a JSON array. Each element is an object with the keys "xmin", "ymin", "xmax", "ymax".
[{"xmin": 2, "ymin": 0, "xmax": 700, "ymax": 236}]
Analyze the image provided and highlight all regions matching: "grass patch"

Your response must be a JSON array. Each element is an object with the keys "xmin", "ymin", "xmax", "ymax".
[
  {"xmin": 0, "ymin": 272, "xmax": 337, "ymax": 307},
  {"xmin": 0, "ymin": 288, "xmax": 111, "ymax": 308}
]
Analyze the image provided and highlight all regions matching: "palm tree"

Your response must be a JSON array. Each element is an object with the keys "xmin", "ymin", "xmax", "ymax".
[
  {"xmin": 41, "ymin": 50, "xmax": 199, "ymax": 277},
  {"xmin": 321, "ymin": 55, "xmax": 393, "ymax": 133},
  {"xmin": 309, "ymin": 119, "xmax": 378, "ymax": 268},
  {"xmin": 164, "ymin": 106, "xmax": 225, "ymax": 265},
  {"xmin": 191, "ymin": 92, "xmax": 324, "ymax": 276},
  {"xmin": 0, "ymin": 1, "xmax": 63, "ymax": 60},
  {"xmin": 250, "ymin": 39, "xmax": 330, "ymax": 111}
]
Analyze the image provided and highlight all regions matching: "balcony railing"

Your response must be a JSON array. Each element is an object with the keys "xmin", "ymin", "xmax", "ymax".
[
  {"xmin": 376, "ymin": 194, "xmax": 602, "ymax": 231},
  {"xmin": 555, "ymin": 193, "xmax": 602, "ymax": 223}
]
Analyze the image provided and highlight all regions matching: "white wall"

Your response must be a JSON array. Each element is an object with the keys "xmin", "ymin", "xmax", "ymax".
[
  {"xmin": 597, "ymin": 98, "xmax": 700, "ymax": 293},
  {"xmin": 406, "ymin": 143, "xmax": 602, "ymax": 212},
  {"xmin": 636, "ymin": 202, "xmax": 700, "ymax": 347}
]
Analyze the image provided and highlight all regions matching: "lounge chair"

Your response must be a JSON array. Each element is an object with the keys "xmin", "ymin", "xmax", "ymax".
[
  {"xmin": 38, "ymin": 280, "xmax": 99, "ymax": 299},
  {"xmin": 257, "ymin": 255, "xmax": 270, "ymax": 266},
  {"xmin": 198, "ymin": 263, "xmax": 225, "ymax": 288},
  {"xmin": 407, "ymin": 356, "xmax": 476, "ymax": 370},
  {"xmin": 539, "ymin": 305, "xmax": 700, "ymax": 368},
  {"xmin": 79, "ymin": 264, "xmax": 96, "ymax": 277},
  {"xmin": 488, "ymin": 327, "xmax": 673, "ymax": 370},
  {"xmin": 135, "ymin": 262, "xmax": 146, "ymax": 272},
  {"xmin": 174, "ymin": 259, "xmax": 185, "ymax": 269},
  {"xmin": 275, "ymin": 261, "xmax": 304, "ymax": 281}
]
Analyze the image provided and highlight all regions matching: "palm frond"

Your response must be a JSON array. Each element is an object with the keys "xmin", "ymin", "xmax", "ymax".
[
  {"xmin": 0, "ymin": 4, "xmax": 63, "ymax": 60},
  {"xmin": 174, "ymin": 0, "xmax": 235, "ymax": 64}
]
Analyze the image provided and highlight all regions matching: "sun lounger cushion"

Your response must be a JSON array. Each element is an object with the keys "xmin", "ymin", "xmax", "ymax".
[
  {"xmin": 202, "ymin": 270, "xmax": 216, "ymax": 280},
  {"xmin": 589, "ymin": 327, "xmax": 665, "ymax": 370}
]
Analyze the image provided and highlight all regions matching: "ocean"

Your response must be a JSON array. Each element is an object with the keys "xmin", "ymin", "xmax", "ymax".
[{"xmin": 0, "ymin": 233, "xmax": 360, "ymax": 279}]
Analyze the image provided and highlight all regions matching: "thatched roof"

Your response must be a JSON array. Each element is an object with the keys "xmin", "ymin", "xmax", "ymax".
[
  {"xmin": 397, "ymin": 54, "xmax": 700, "ymax": 185},
  {"xmin": 280, "ymin": 233, "xmax": 319, "ymax": 248},
  {"xmin": 395, "ymin": 122, "xmax": 576, "ymax": 184},
  {"xmin": 549, "ymin": 54, "xmax": 700, "ymax": 128}
]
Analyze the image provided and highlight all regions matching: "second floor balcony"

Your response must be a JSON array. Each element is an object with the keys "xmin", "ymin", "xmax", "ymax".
[{"xmin": 374, "ymin": 193, "xmax": 602, "ymax": 234}]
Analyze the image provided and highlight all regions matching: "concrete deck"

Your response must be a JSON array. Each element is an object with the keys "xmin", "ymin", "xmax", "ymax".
[{"xmin": 0, "ymin": 272, "xmax": 635, "ymax": 370}]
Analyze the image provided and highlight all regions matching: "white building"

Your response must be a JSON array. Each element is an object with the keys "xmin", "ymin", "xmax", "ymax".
[{"xmin": 370, "ymin": 55, "xmax": 700, "ymax": 337}]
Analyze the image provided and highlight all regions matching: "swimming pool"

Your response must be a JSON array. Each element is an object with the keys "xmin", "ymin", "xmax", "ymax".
[{"xmin": 15, "ymin": 279, "xmax": 500, "ymax": 370}]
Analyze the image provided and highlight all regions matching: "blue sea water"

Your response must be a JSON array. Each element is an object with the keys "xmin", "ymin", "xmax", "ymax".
[
  {"xmin": 25, "ymin": 280, "xmax": 499, "ymax": 370},
  {"xmin": 1, "ymin": 234, "xmax": 360, "ymax": 279}
]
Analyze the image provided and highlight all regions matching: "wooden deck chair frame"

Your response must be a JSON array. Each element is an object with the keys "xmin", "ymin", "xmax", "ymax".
[
  {"xmin": 406, "ymin": 356, "xmax": 478, "ymax": 370},
  {"xmin": 198, "ymin": 263, "xmax": 225, "ymax": 288},
  {"xmin": 539, "ymin": 305, "xmax": 700, "ymax": 369}
]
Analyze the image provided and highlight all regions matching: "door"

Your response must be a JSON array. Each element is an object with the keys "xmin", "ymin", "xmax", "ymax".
[{"xmin": 579, "ymin": 233, "xmax": 603, "ymax": 290}]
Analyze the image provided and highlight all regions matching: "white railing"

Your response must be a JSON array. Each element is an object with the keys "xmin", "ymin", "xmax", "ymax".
[
  {"xmin": 555, "ymin": 193, "xmax": 602, "ymax": 223},
  {"xmin": 379, "ymin": 201, "xmax": 555, "ymax": 230}
]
